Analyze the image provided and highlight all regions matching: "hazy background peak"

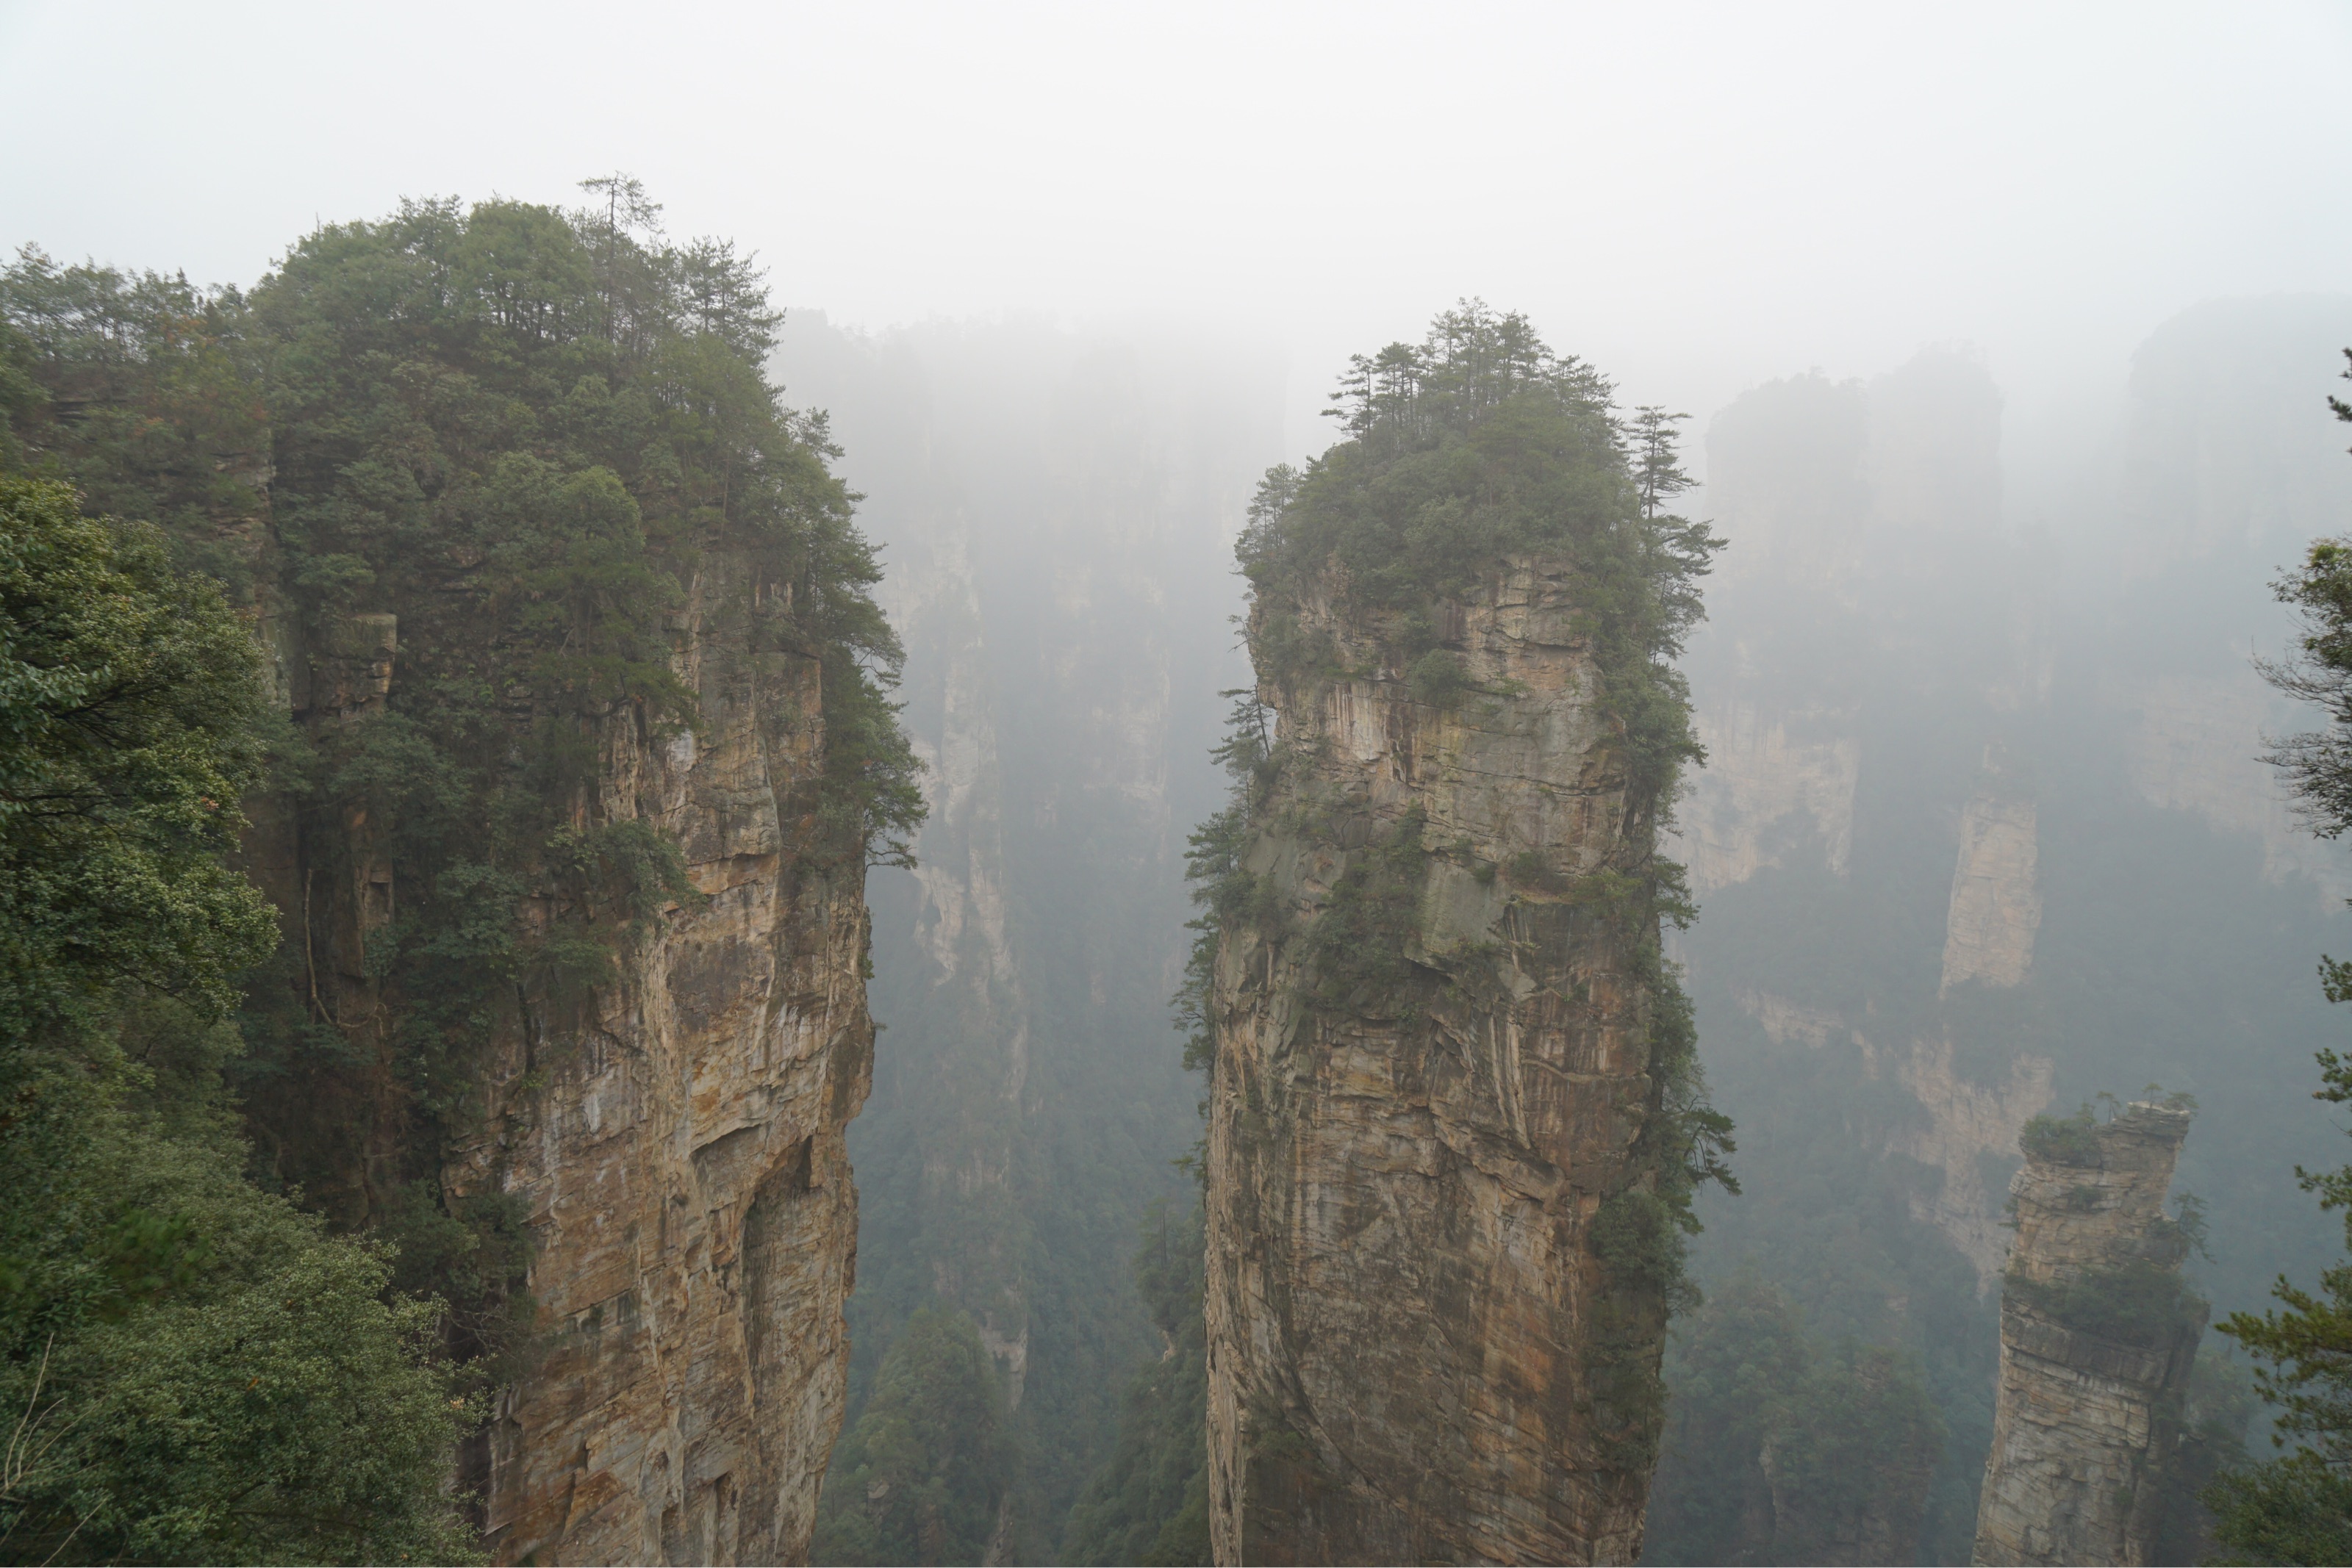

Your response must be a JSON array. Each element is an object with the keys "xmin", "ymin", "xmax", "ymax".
[{"xmin": 5, "ymin": 0, "xmax": 2347, "ymax": 458}]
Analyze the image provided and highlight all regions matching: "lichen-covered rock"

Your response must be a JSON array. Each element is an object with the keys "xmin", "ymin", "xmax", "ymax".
[
  {"xmin": 1204, "ymin": 557, "xmax": 1680, "ymax": 1567},
  {"xmin": 1971, "ymin": 1102, "xmax": 2204, "ymax": 1567}
]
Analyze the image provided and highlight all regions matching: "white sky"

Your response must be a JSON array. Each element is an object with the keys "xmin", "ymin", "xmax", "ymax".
[{"xmin": 4, "ymin": 0, "xmax": 2348, "ymax": 463}]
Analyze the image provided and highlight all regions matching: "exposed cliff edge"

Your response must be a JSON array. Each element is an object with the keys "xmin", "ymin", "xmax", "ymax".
[
  {"xmin": 1972, "ymin": 1102, "xmax": 2204, "ymax": 1567},
  {"xmin": 270, "ymin": 575, "xmax": 877, "ymax": 1564},
  {"xmin": 1198, "ymin": 308, "xmax": 1721, "ymax": 1566},
  {"xmin": 442, "ymin": 556, "xmax": 878, "ymax": 1564}
]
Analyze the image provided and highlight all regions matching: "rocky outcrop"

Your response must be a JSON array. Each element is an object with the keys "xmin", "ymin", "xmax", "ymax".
[
  {"xmin": 1677, "ymin": 701, "xmax": 1859, "ymax": 896},
  {"xmin": 1972, "ymin": 1103, "xmax": 2204, "ymax": 1567},
  {"xmin": 269, "ymin": 550, "xmax": 875, "ymax": 1567},
  {"xmin": 1204, "ymin": 557, "xmax": 1679, "ymax": 1567},
  {"xmin": 434, "ymin": 557, "xmax": 872, "ymax": 1567},
  {"xmin": 1941, "ymin": 783, "xmax": 2040, "ymax": 994}
]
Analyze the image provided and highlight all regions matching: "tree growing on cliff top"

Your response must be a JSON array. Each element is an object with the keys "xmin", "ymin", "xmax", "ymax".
[
  {"xmin": 2205, "ymin": 348, "xmax": 2352, "ymax": 1563},
  {"xmin": 4, "ymin": 190, "xmax": 925, "ymax": 1391}
]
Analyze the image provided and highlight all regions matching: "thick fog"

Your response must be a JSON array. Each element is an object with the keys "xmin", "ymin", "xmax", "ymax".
[
  {"xmin": 6, "ymin": 1, "xmax": 2349, "ymax": 447},
  {"xmin": 12, "ymin": 6, "xmax": 2352, "ymax": 1561}
]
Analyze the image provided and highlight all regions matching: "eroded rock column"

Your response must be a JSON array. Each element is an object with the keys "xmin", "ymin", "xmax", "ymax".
[
  {"xmin": 1204, "ymin": 558, "xmax": 1680, "ymax": 1567},
  {"xmin": 446, "ymin": 558, "xmax": 876, "ymax": 1567},
  {"xmin": 1972, "ymin": 1102, "xmax": 2204, "ymax": 1567}
]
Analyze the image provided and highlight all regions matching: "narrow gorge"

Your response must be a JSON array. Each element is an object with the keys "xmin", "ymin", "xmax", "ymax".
[{"xmin": 1196, "ymin": 309, "xmax": 1724, "ymax": 1565}]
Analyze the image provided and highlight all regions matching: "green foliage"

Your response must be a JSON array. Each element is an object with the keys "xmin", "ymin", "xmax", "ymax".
[
  {"xmin": 812, "ymin": 1306, "xmax": 1014, "ymax": 1567},
  {"xmin": 2020, "ymin": 1105, "xmax": 2105, "ymax": 1167},
  {"xmin": 1592, "ymin": 1190, "xmax": 1702, "ymax": 1314},
  {"xmin": 1059, "ymin": 1201, "xmax": 1210, "ymax": 1567},
  {"xmin": 2154, "ymin": 1348, "xmax": 2258, "ymax": 1565},
  {"xmin": 2206, "ymin": 1047, "xmax": 2352, "ymax": 1558},
  {"xmin": 0, "ymin": 478, "xmax": 471, "ymax": 1561},
  {"xmin": 0, "ymin": 250, "xmax": 273, "ymax": 603},
  {"xmin": 232, "ymin": 193, "xmax": 916, "ymax": 1165},
  {"xmin": 0, "ymin": 478, "xmax": 276, "ymax": 1043},
  {"xmin": 1173, "ymin": 305, "xmax": 1739, "ymax": 1518},
  {"xmin": 376, "ymin": 1181, "xmax": 536, "ymax": 1385},
  {"xmin": 2204, "ymin": 1454, "xmax": 2352, "ymax": 1566},
  {"xmin": 1405, "ymin": 648, "xmax": 1469, "ymax": 707},
  {"xmin": 1173, "ymin": 690, "xmax": 1277, "ymax": 1075},
  {"xmin": 1246, "ymin": 302, "xmax": 1721, "ymax": 814},
  {"xmin": 0, "ymin": 1104, "xmax": 478, "ymax": 1564},
  {"xmin": 1644, "ymin": 1274, "xmax": 1943, "ymax": 1567},
  {"xmin": 2260, "ymin": 353, "xmax": 2352, "ymax": 838},
  {"xmin": 2195, "ymin": 352, "xmax": 2352, "ymax": 1561},
  {"xmin": 3, "ymin": 195, "xmax": 921, "ymax": 1395},
  {"xmin": 1298, "ymin": 805, "xmax": 1429, "ymax": 1010},
  {"xmin": 2008, "ymin": 1259, "xmax": 2204, "ymax": 1348}
]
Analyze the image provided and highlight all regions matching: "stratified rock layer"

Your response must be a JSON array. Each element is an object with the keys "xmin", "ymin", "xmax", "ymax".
[
  {"xmin": 420, "ymin": 555, "xmax": 874, "ymax": 1567},
  {"xmin": 1205, "ymin": 558, "xmax": 1672, "ymax": 1567},
  {"xmin": 1972, "ymin": 1103, "xmax": 2203, "ymax": 1567}
]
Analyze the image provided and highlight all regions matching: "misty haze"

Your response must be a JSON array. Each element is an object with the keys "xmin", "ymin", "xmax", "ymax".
[{"xmin": 5, "ymin": 4, "xmax": 2352, "ymax": 1565}]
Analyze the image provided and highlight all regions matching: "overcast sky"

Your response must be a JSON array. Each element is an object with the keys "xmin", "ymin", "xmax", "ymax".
[{"xmin": 4, "ymin": 0, "xmax": 2348, "ymax": 463}]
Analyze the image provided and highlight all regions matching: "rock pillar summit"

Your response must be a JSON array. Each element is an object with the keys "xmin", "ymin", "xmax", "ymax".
[
  {"xmin": 1972, "ymin": 1101, "xmax": 2204, "ymax": 1567},
  {"xmin": 1194, "ymin": 309, "xmax": 1717, "ymax": 1567}
]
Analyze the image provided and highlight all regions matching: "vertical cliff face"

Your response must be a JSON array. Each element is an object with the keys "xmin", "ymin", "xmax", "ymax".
[
  {"xmin": 405, "ymin": 553, "xmax": 872, "ymax": 1565},
  {"xmin": 258, "ymin": 538, "xmax": 878, "ymax": 1564},
  {"xmin": 1203, "ymin": 558, "xmax": 1678, "ymax": 1565},
  {"xmin": 1972, "ymin": 1103, "xmax": 2204, "ymax": 1567}
]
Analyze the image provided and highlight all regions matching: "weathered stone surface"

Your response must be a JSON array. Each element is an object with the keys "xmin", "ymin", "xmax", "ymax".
[
  {"xmin": 1205, "ymin": 557, "xmax": 1672, "ymax": 1567},
  {"xmin": 429, "ymin": 555, "xmax": 875, "ymax": 1567},
  {"xmin": 1941, "ymin": 785, "xmax": 2040, "ymax": 993},
  {"xmin": 1677, "ymin": 700, "xmax": 1859, "ymax": 896},
  {"xmin": 1972, "ymin": 1103, "xmax": 2203, "ymax": 1567}
]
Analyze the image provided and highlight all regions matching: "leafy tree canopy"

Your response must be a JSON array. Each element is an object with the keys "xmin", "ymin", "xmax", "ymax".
[
  {"xmin": 0, "ymin": 478, "xmax": 471, "ymax": 1564},
  {"xmin": 0, "ymin": 477, "xmax": 275, "ymax": 1043}
]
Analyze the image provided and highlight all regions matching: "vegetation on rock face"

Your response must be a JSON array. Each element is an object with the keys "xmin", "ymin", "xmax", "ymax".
[
  {"xmin": 1226, "ymin": 300, "xmax": 1731, "ymax": 1256},
  {"xmin": 2018, "ymin": 1105, "xmax": 2107, "ymax": 1168},
  {"xmin": 2008, "ymin": 1259, "xmax": 2205, "ymax": 1349},
  {"xmin": 0, "ymin": 478, "xmax": 474, "ymax": 1564},
  {"xmin": 1095, "ymin": 304, "xmax": 1732, "ymax": 1556},
  {"xmin": 1, "ymin": 184, "xmax": 918, "ymax": 1557},
  {"xmin": 1239, "ymin": 305, "xmax": 1718, "ymax": 816}
]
